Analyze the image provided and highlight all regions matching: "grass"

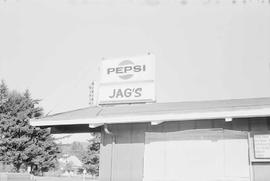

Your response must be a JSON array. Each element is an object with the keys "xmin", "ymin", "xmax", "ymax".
[{"xmin": 35, "ymin": 176, "xmax": 97, "ymax": 181}]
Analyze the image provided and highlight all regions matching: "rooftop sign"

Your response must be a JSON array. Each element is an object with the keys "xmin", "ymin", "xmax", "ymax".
[
  {"xmin": 100, "ymin": 55, "xmax": 155, "ymax": 83},
  {"xmin": 98, "ymin": 54, "xmax": 156, "ymax": 105}
]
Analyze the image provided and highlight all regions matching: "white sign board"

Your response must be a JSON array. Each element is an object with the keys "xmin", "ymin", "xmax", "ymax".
[
  {"xmin": 100, "ymin": 54, "xmax": 155, "ymax": 83},
  {"xmin": 98, "ymin": 82, "xmax": 155, "ymax": 104},
  {"xmin": 254, "ymin": 134, "xmax": 270, "ymax": 159},
  {"xmin": 98, "ymin": 54, "xmax": 156, "ymax": 105}
]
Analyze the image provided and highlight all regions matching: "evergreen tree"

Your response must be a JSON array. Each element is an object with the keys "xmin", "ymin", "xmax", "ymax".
[
  {"xmin": 26, "ymin": 129, "xmax": 59, "ymax": 175},
  {"xmin": 0, "ymin": 81, "xmax": 60, "ymax": 174},
  {"xmin": 0, "ymin": 80, "xmax": 8, "ymax": 107},
  {"xmin": 82, "ymin": 133, "xmax": 100, "ymax": 176}
]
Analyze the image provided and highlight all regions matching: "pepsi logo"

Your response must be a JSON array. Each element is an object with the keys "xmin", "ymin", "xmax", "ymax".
[{"xmin": 107, "ymin": 60, "xmax": 146, "ymax": 80}]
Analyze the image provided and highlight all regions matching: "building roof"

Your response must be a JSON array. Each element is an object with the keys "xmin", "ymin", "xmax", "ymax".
[{"xmin": 30, "ymin": 97, "xmax": 270, "ymax": 128}]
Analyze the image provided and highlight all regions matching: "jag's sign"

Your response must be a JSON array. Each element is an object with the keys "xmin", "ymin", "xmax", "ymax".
[
  {"xmin": 98, "ymin": 82, "xmax": 155, "ymax": 104},
  {"xmin": 98, "ymin": 54, "xmax": 155, "ymax": 105}
]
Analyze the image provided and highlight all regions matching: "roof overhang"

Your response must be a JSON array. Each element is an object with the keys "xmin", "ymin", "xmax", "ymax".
[{"xmin": 30, "ymin": 106, "xmax": 270, "ymax": 128}]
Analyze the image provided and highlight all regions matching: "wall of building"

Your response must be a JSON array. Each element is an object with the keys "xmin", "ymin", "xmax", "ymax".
[
  {"xmin": 99, "ymin": 118, "xmax": 270, "ymax": 181},
  {"xmin": 253, "ymin": 163, "xmax": 270, "ymax": 181}
]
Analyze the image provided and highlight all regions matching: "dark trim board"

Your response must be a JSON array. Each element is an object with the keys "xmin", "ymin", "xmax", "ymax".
[{"xmin": 47, "ymin": 124, "xmax": 101, "ymax": 134}]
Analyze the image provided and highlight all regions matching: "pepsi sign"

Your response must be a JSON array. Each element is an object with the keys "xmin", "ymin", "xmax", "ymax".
[
  {"xmin": 106, "ymin": 60, "xmax": 146, "ymax": 80},
  {"xmin": 98, "ymin": 54, "xmax": 156, "ymax": 105},
  {"xmin": 100, "ymin": 54, "xmax": 155, "ymax": 83}
]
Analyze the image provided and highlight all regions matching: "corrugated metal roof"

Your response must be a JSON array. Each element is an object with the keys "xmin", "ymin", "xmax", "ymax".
[
  {"xmin": 31, "ymin": 97, "xmax": 270, "ymax": 127},
  {"xmin": 100, "ymin": 97, "xmax": 270, "ymax": 117}
]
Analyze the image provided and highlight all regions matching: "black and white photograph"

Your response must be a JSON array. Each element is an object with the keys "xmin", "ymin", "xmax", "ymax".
[{"xmin": 0, "ymin": 0, "xmax": 270, "ymax": 181}]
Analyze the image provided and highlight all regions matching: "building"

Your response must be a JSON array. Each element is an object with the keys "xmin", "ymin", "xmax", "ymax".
[{"xmin": 31, "ymin": 97, "xmax": 270, "ymax": 181}]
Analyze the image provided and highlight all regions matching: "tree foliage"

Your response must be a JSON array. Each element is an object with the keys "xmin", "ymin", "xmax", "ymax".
[
  {"xmin": 0, "ymin": 80, "xmax": 60, "ymax": 174},
  {"xmin": 82, "ymin": 133, "xmax": 100, "ymax": 176}
]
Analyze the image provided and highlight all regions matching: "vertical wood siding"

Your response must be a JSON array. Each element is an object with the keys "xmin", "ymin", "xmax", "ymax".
[
  {"xmin": 99, "ymin": 118, "xmax": 270, "ymax": 181},
  {"xmin": 100, "ymin": 123, "xmax": 147, "ymax": 181},
  {"xmin": 99, "ymin": 128, "xmax": 113, "ymax": 181}
]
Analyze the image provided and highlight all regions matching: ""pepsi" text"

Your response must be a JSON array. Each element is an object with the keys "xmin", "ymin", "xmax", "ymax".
[{"xmin": 107, "ymin": 65, "xmax": 146, "ymax": 75}]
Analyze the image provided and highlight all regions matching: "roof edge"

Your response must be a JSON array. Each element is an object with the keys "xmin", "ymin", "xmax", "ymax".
[{"xmin": 30, "ymin": 106, "xmax": 270, "ymax": 127}]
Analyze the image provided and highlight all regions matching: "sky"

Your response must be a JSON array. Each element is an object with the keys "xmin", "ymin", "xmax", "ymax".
[{"xmin": 0, "ymin": 0, "xmax": 270, "ymax": 116}]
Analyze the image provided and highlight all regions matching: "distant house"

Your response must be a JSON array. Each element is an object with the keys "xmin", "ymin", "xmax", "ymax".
[{"xmin": 59, "ymin": 155, "xmax": 82, "ymax": 173}]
